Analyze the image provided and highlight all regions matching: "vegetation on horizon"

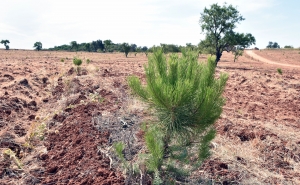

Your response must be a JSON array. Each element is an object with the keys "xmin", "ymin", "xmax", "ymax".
[
  {"xmin": 33, "ymin": 41, "xmax": 42, "ymax": 51},
  {"xmin": 47, "ymin": 39, "xmax": 203, "ymax": 57},
  {"xmin": 122, "ymin": 43, "xmax": 131, "ymax": 57},
  {"xmin": 267, "ymin": 41, "xmax": 280, "ymax": 49},
  {"xmin": 284, "ymin": 45, "xmax": 293, "ymax": 49},
  {"xmin": 1, "ymin": 40, "xmax": 10, "ymax": 50}
]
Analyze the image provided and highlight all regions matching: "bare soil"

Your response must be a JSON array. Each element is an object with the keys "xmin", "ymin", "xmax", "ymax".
[
  {"xmin": 252, "ymin": 49, "xmax": 300, "ymax": 66},
  {"xmin": 246, "ymin": 50, "xmax": 300, "ymax": 68},
  {"xmin": 0, "ymin": 49, "xmax": 300, "ymax": 184}
]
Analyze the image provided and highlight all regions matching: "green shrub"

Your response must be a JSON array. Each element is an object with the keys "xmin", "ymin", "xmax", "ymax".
[
  {"xmin": 113, "ymin": 142, "xmax": 127, "ymax": 166},
  {"xmin": 233, "ymin": 48, "xmax": 244, "ymax": 62},
  {"xmin": 61, "ymin": 58, "xmax": 64, "ymax": 62},
  {"xmin": 73, "ymin": 57, "xmax": 82, "ymax": 66},
  {"xmin": 86, "ymin": 58, "xmax": 91, "ymax": 64},
  {"xmin": 73, "ymin": 57, "xmax": 82, "ymax": 74},
  {"xmin": 144, "ymin": 126, "xmax": 164, "ymax": 173},
  {"xmin": 277, "ymin": 68, "xmax": 283, "ymax": 75},
  {"xmin": 122, "ymin": 43, "xmax": 131, "ymax": 57},
  {"xmin": 128, "ymin": 47, "xmax": 228, "ymax": 182}
]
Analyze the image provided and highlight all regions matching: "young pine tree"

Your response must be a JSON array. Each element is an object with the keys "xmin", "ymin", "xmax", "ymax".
[{"xmin": 128, "ymin": 47, "xmax": 228, "ymax": 182}]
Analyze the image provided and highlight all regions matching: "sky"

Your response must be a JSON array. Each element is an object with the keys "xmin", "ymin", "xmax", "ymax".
[{"xmin": 0, "ymin": 0, "xmax": 299, "ymax": 50}]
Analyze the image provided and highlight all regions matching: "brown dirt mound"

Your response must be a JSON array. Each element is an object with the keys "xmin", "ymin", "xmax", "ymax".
[{"xmin": 40, "ymin": 103, "xmax": 124, "ymax": 184}]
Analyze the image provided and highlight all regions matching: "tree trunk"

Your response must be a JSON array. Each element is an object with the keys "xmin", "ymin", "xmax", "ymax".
[{"xmin": 215, "ymin": 50, "xmax": 222, "ymax": 65}]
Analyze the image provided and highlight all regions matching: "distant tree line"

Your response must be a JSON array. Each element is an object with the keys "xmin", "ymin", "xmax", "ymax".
[
  {"xmin": 283, "ymin": 45, "xmax": 294, "ymax": 49},
  {"xmin": 47, "ymin": 39, "xmax": 203, "ymax": 54},
  {"xmin": 48, "ymin": 39, "xmax": 150, "ymax": 54}
]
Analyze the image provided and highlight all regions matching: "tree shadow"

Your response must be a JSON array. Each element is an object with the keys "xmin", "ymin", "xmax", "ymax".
[{"xmin": 217, "ymin": 66, "xmax": 253, "ymax": 71}]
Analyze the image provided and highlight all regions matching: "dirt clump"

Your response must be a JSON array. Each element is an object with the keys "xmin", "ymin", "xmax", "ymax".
[{"xmin": 41, "ymin": 103, "xmax": 124, "ymax": 184}]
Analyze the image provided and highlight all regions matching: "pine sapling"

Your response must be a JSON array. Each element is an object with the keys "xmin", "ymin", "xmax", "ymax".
[
  {"xmin": 128, "ymin": 47, "xmax": 228, "ymax": 182},
  {"xmin": 73, "ymin": 57, "xmax": 82, "ymax": 75}
]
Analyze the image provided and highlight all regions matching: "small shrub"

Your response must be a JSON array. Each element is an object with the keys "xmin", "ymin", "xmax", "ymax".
[
  {"xmin": 113, "ymin": 142, "xmax": 127, "ymax": 165},
  {"xmin": 73, "ymin": 57, "xmax": 82, "ymax": 74},
  {"xmin": 233, "ymin": 48, "xmax": 244, "ymax": 62},
  {"xmin": 88, "ymin": 92, "xmax": 104, "ymax": 103},
  {"xmin": 277, "ymin": 68, "xmax": 282, "ymax": 75},
  {"xmin": 73, "ymin": 57, "xmax": 82, "ymax": 66},
  {"xmin": 61, "ymin": 58, "xmax": 64, "ymax": 62},
  {"xmin": 86, "ymin": 58, "xmax": 91, "ymax": 64},
  {"xmin": 3, "ymin": 149, "xmax": 22, "ymax": 169}
]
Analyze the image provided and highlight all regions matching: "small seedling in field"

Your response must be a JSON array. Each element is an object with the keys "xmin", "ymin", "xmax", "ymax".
[
  {"xmin": 3, "ymin": 148, "xmax": 22, "ymax": 169},
  {"xmin": 26, "ymin": 121, "xmax": 47, "ymax": 144},
  {"xmin": 86, "ymin": 58, "xmax": 91, "ymax": 64},
  {"xmin": 113, "ymin": 141, "xmax": 136, "ymax": 176},
  {"xmin": 61, "ymin": 58, "xmax": 64, "ymax": 62},
  {"xmin": 277, "ymin": 68, "xmax": 283, "ymax": 75},
  {"xmin": 88, "ymin": 92, "xmax": 104, "ymax": 103},
  {"xmin": 73, "ymin": 57, "xmax": 82, "ymax": 74},
  {"xmin": 113, "ymin": 142, "xmax": 127, "ymax": 165}
]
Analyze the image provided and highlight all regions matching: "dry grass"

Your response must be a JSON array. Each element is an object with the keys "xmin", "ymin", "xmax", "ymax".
[{"xmin": 1, "ymin": 50, "xmax": 300, "ymax": 184}]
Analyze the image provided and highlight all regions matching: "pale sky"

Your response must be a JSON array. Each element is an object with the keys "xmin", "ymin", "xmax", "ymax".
[{"xmin": 0, "ymin": 0, "xmax": 299, "ymax": 50}]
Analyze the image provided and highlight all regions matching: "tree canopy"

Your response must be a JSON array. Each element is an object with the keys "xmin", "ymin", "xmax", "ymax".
[
  {"xmin": 267, "ymin": 41, "xmax": 280, "ymax": 49},
  {"xmin": 284, "ymin": 45, "xmax": 293, "ymax": 49},
  {"xmin": 103, "ymin": 40, "xmax": 112, "ymax": 52},
  {"xmin": 199, "ymin": 3, "xmax": 256, "ymax": 64},
  {"xmin": 70, "ymin": 41, "xmax": 78, "ymax": 51},
  {"xmin": 1, "ymin": 40, "xmax": 10, "ymax": 50},
  {"xmin": 33, "ymin": 42, "xmax": 42, "ymax": 51},
  {"xmin": 122, "ymin": 43, "xmax": 131, "ymax": 57}
]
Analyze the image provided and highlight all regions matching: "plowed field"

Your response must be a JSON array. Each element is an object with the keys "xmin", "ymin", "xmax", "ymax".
[{"xmin": 0, "ymin": 49, "xmax": 299, "ymax": 184}]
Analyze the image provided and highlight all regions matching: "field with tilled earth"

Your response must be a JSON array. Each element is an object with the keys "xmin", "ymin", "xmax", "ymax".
[{"xmin": 0, "ymin": 49, "xmax": 299, "ymax": 184}]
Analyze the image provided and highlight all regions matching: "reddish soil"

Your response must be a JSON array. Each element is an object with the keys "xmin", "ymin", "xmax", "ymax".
[
  {"xmin": 0, "ymin": 50, "xmax": 146, "ymax": 184},
  {"xmin": 246, "ymin": 50, "xmax": 300, "ymax": 68},
  {"xmin": 0, "ymin": 49, "xmax": 300, "ymax": 184},
  {"xmin": 196, "ymin": 50, "xmax": 300, "ymax": 184},
  {"xmin": 42, "ymin": 103, "xmax": 124, "ymax": 185},
  {"xmin": 251, "ymin": 49, "xmax": 300, "ymax": 66}
]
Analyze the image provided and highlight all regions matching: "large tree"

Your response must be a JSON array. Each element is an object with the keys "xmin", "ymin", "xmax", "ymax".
[
  {"xmin": 33, "ymin": 41, "xmax": 42, "ymax": 51},
  {"xmin": 70, "ymin": 41, "xmax": 78, "ymax": 51},
  {"xmin": 1, "ymin": 40, "xmax": 10, "ymax": 50},
  {"xmin": 267, "ymin": 41, "xmax": 280, "ymax": 49},
  {"xmin": 122, "ymin": 43, "xmax": 131, "ymax": 57},
  {"xmin": 85, "ymin": 43, "xmax": 91, "ymax": 52},
  {"xmin": 91, "ymin": 40, "xmax": 105, "ymax": 52},
  {"xmin": 199, "ymin": 3, "xmax": 256, "ymax": 65},
  {"xmin": 103, "ymin": 40, "xmax": 113, "ymax": 52}
]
